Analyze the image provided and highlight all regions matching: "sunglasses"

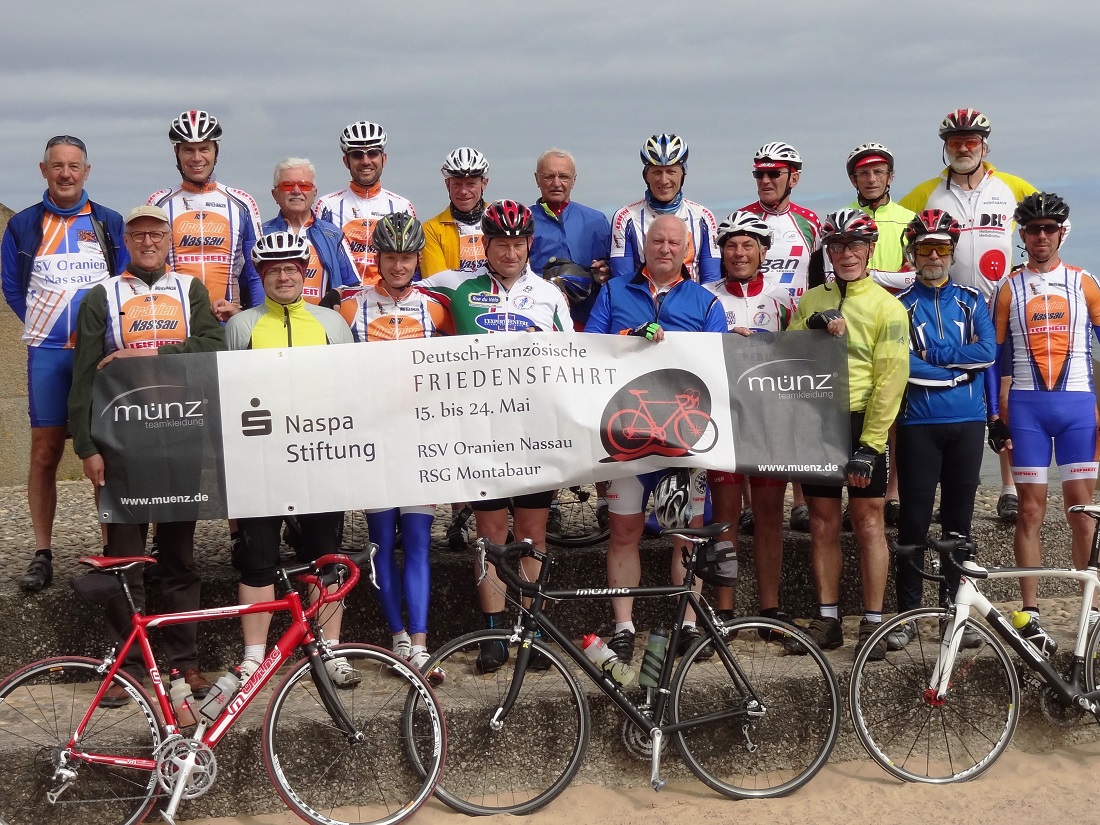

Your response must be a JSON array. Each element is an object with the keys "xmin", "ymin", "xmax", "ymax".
[
  {"xmin": 275, "ymin": 180, "xmax": 316, "ymax": 192},
  {"xmin": 46, "ymin": 134, "xmax": 87, "ymax": 152},
  {"xmin": 826, "ymin": 240, "xmax": 869, "ymax": 255},
  {"xmin": 914, "ymin": 243, "xmax": 953, "ymax": 257},
  {"xmin": 753, "ymin": 169, "xmax": 787, "ymax": 180},
  {"xmin": 946, "ymin": 136, "xmax": 983, "ymax": 150},
  {"xmin": 1022, "ymin": 223, "xmax": 1062, "ymax": 236},
  {"xmin": 346, "ymin": 148, "xmax": 383, "ymax": 161}
]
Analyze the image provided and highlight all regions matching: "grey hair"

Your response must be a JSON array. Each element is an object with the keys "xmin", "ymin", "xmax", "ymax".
[
  {"xmin": 272, "ymin": 157, "xmax": 316, "ymax": 187},
  {"xmin": 536, "ymin": 148, "xmax": 575, "ymax": 172}
]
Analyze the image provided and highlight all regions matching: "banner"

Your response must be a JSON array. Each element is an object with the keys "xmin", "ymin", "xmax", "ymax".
[{"xmin": 91, "ymin": 330, "xmax": 849, "ymax": 522}]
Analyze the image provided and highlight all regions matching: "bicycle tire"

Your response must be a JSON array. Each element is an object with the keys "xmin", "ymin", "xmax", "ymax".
[
  {"xmin": 545, "ymin": 485, "xmax": 610, "ymax": 548},
  {"xmin": 262, "ymin": 644, "xmax": 445, "ymax": 825},
  {"xmin": 405, "ymin": 629, "xmax": 590, "ymax": 815},
  {"xmin": 0, "ymin": 656, "xmax": 162, "ymax": 825},
  {"xmin": 670, "ymin": 617, "xmax": 840, "ymax": 798},
  {"xmin": 674, "ymin": 410, "xmax": 717, "ymax": 454},
  {"xmin": 849, "ymin": 608, "xmax": 1020, "ymax": 784},
  {"xmin": 606, "ymin": 408, "xmax": 656, "ymax": 455}
]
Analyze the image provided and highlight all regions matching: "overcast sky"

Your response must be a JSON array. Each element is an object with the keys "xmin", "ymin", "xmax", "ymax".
[{"xmin": 3, "ymin": 1, "xmax": 1099, "ymax": 267}]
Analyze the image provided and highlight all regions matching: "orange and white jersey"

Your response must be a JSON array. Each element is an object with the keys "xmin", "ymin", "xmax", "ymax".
[
  {"xmin": 101, "ymin": 270, "xmax": 194, "ymax": 354},
  {"xmin": 344, "ymin": 284, "xmax": 450, "ymax": 341},
  {"xmin": 314, "ymin": 181, "xmax": 415, "ymax": 287},
  {"xmin": 148, "ymin": 179, "xmax": 262, "ymax": 306},
  {"xmin": 991, "ymin": 263, "xmax": 1100, "ymax": 392}
]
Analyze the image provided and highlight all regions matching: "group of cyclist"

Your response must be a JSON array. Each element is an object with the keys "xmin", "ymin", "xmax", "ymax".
[{"xmin": 4, "ymin": 105, "xmax": 1096, "ymax": 683}]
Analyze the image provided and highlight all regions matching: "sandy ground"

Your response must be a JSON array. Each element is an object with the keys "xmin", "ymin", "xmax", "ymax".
[{"xmin": 183, "ymin": 740, "xmax": 1100, "ymax": 825}]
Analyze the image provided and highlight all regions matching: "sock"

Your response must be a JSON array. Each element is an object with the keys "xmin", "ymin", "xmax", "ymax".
[
  {"xmin": 681, "ymin": 620, "xmax": 696, "ymax": 629},
  {"xmin": 615, "ymin": 621, "xmax": 636, "ymax": 635},
  {"xmin": 818, "ymin": 604, "xmax": 839, "ymax": 620},
  {"xmin": 243, "ymin": 644, "xmax": 265, "ymax": 664},
  {"xmin": 863, "ymin": 611, "xmax": 882, "ymax": 624},
  {"xmin": 1001, "ymin": 484, "xmax": 1016, "ymax": 497}
]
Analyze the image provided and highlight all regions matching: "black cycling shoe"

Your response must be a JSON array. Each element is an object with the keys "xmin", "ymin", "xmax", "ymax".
[
  {"xmin": 758, "ymin": 608, "xmax": 795, "ymax": 642},
  {"xmin": 21, "ymin": 553, "xmax": 53, "ymax": 593},
  {"xmin": 475, "ymin": 637, "xmax": 509, "ymax": 674},
  {"xmin": 677, "ymin": 625, "xmax": 714, "ymax": 660},
  {"xmin": 608, "ymin": 629, "xmax": 636, "ymax": 663}
]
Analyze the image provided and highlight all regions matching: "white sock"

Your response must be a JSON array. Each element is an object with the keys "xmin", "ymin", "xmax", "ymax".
[
  {"xmin": 1001, "ymin": 484, "xmax": 1016, "ymax": 497},
  {"xmin": 243, "ymin": 644, "xmax": 265, "ymax": 664},
  {"xmin": 615, "ymin": 621, "xmax": 635, "ymax": 635}
]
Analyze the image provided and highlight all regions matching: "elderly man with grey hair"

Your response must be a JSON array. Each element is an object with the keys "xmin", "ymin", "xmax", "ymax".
[{"xmin": 262, "ymin": 157, "xmax": 359, "ymax": 304}]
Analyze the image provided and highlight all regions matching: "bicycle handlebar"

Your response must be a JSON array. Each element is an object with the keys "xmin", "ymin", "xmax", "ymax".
[
  {"xmin": 288, "ymin": 544, "xmax": 379, "ymax": 607},
  {"xmin": 889, "ymin": 536, "xmax": 984, "ymax": 584},
  {"xmin": 477, "ymin": 537, "xmax": 543, "ymax": 595}
]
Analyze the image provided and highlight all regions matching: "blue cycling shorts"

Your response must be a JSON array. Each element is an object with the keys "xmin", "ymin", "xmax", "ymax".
[
  {"xmin": 27, "ymin": 346, "xmax": 74, "ymax": 428},
  {"xmin": 1008, "ymin": 389, "xmax": 1098, "ymax": 484}
]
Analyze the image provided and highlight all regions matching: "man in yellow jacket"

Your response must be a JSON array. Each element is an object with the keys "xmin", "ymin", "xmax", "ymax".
[{"xmin": 421, "ymin": 147, "xmax": 490, "ymax": 277}]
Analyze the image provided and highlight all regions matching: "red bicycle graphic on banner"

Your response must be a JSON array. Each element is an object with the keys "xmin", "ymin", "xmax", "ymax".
[{"xmin": 605, "ymin": 387, "xmax": 717, "ymax": 457}]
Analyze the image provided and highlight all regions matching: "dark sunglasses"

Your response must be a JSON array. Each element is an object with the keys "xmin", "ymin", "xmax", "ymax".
[
  {"xmin": 346, "ymin": 148, "xmax": 383, "ymax": 161},
  {"xmin": 46, "ymin": 135, "xmax": 87, "ymax": 152},
  {"xmin": 1022, "ymin": 223, "xmax": 1062, "ymax": 236},
  {"xmin": 753, "ymin": 169, "xmax": 787, "ymax": 180}
]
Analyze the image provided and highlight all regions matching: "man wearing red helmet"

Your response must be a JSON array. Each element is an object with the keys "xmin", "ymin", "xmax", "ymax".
[{"xmin": 901, "ymin": 108, "xmax": 1037, "ymax": 523}]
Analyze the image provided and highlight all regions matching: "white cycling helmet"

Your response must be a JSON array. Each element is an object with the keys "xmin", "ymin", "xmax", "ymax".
[
  {"xmin": 442, "ymin": 147, "xmax": 488, "ymax": 178},
  {"xmin": 845, "ymin": 142, "xmax": 895, "ymax": 177},
  {"xmin": 754, "ymin": 141, "xmax": 802, "ymax": 170},
  {"xmin": 252, "ymin": 231, "xmax": 310, "ymax": 267},
  {"xmin": 640, "ymin": 134, "xmax": 689, "ymax": 167},
  {"xmin": 717, "ymin": 211, "xmax": 773, "ymax": 248},
  {"xmin": 169, "ymin": 110, "xmax": 222, "ymax": 144},
  {"xmin": 340, "ymin": 121, "xmax": 387, "ymax": 153},
  {"xmin": 653, "ymin": 469, "xmax": 694, "ymax": 530}
]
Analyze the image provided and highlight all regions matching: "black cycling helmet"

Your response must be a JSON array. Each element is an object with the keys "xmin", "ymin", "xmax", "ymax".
[
  {"xmin": 481, "ymin": 199, "xmax": 534, "ymax": 238},
  {"xmin": 372, "ymin": 212, "xmax": 426, "ymax": 254},
  {"xmin": 169, "ymin": 110, "xmax": 222, "ymax": 144},
  {"xmin": 1014, "ymin": 192, "xmax": 1070, "ymax": 226}
]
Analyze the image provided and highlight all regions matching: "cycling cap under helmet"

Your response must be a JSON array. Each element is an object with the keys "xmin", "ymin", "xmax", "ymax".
[
  {"xmin": 252, "ymin": 231, "xmax": 310, "ymax": 267},
  {"xmin": 481, "ymin": 200, "xmax": 534, "ymax": 238},
  {"xmin": 441, "ymin": 147, "xmax": 489, "ymax": 178},
  {"xmin": 340, "ymin": 121, "xmax": 387, "ymax": 153},
  {"xmin": 654, "ymin": 469, "xmax": 694, "ymax": 530},
  {"xmin": 938, "ymin": 108, "xmax": 991, "ymax": 139},
  {"xmin": 904, "ymin": 209, "xmax": 962, "ymax": 246},
  {"xmin": 754, "ymin": 141, "xmax": 802, "ymax": 170},
  {"xmin": 1014, "ymin": 191, "xmax": 1070, "ymax": 225},
  {"xmin": 845, "ymin": 142, "xmax": 894, "ymax": 178},
  {"xmin": 640, "ymin": 134, "xmax": 689, "ymax": 167},
  {"xmin": 822, "ymin": 208, "xmax": 879, "ymax": 243},
  {"xmin": 169, "ymin": 110, "xmax": 222, "ymax": 144},
  {"xmin": 716, "ymin": 211, "xmax": 773, "ymax": 248},
  {"xmin": 372, "ymin": 212, "xmax": 426, "ymax": 254}
]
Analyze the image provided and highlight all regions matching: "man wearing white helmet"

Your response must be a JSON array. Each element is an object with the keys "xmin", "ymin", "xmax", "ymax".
[
  {"xmin": 315, "ymin": 121, "xmax": 416, "ymax": 287},
  {"xmin": 610, "ymin": 134, "xmax": 720, "ymax": 284},
  {"xmin": 421, "ymin": 147, "xmax": 490, "ymax": 277},
  {"xmin": 148, "ymin": 110, "xmax": 264, "ymax": 322},
  {"xmin": 846, "ymin": 143, "xmax": 915, "ymax": 276},
  {"xmin": 900, "ymin": 108, "xmax": 1037, "ymax": 523}
]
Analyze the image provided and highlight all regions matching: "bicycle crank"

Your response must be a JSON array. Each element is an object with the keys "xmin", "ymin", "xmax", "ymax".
[
  {"xmin": 622, "ymin": 715, "xmax": 666, "ymax": 761},
  {"xmin": 1039, "ymin": 686, "xmax": 1086, "ymax": 727},
  {"xmin": 155, "ymin": 736, "xmax": 218, "ymax": 800}
]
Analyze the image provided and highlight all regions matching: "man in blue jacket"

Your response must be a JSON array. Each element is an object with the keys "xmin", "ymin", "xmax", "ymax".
[
  {"xmin": 888, "ymin": 209, "xmax": 995, "ymax": 650},
  {"xmin": 1, "ymin": 135, "xmax": 128, "ymax": 592}
]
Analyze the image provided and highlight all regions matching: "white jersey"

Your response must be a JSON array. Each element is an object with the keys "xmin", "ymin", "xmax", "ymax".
[
  {"xmin": 739, "ymin": 201, "xmax": 821, "ymax": 305},
  {"xmin": 706, "ymin": 274, "xmax": 794, "ymax": 333},
  {"xmin": 314, "ymin": 182, "xmax": 415, "ymax": 286},
  {"xmin": 610, "ymin": 198, "xmax": 720, "ymax": 283}
]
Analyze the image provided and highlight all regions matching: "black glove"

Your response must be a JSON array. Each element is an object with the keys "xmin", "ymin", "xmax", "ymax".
[
  {"xmin": 988, "ymin": 418, "xmax": 1011, "ymax": 453},
  {"xmin": 806, "ymin": 308, "xmax": 843, "ymax": 330},
  {"xmin": 628, "ymin": 322, "xmax": 661, "ymax": 340},
  {"xmin": 845, "ymin": 444, "xmax": 880, "ymax": 482}
]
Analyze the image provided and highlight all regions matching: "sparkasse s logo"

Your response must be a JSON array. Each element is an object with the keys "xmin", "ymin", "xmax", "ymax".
[{"xmin": 241, "ymin": 397, "xmax": 272, "ymax": 436}]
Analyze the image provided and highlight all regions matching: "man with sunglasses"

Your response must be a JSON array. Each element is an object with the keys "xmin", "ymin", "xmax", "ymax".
[
  {"xmin": 148, "ymin": 110, "xmax": 264, "ymax": 322},
  {"xmin": 315, "ymin": 121, "xmax": 415, "ymax": 287},
  {"xmin": 262, "ymin": 158, "xmax": 358, "ymax": 305},
  {"xmin": 986, "ymin": 193, "xmax": 1100, "ymax": 643},
  {"xmin": 900, "ymin": 108, "xmax": 1037, "ymax": 523},
  {"xmin": 3, "ymin": 135, "xmax": 128, "ymax": 592}
]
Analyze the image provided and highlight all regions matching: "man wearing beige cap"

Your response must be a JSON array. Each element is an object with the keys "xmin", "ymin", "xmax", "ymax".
[{"xmin": 68, "ymin": 204, "xmax": 225, "ymax": 705}]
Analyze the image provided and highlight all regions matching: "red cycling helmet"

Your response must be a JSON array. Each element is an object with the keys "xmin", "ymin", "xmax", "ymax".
[
  {"xmin": 939, "ymin": 108, "xmax": 991, "ymax": 139},
  {"xmin": 481, "ymin": 199, "xmax": 534, "ymax": 237},
  {"xmin": 904, "ymin": 209, "xmax": 962, "ymax": 246}
]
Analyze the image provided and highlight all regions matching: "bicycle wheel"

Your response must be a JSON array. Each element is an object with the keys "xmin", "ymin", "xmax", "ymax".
[
  {"xmin": 674, "ymin": 410, "xmax": 717, "ymax": 454},
  {"xmin": 606, "ymin": 409, "xmax": 656, "ymax": 455},
  {"xmin": 849, "ymin": 608, "xmax": 1020, "ymax": 783},
  {"xmin": 545, "ymin": 485, "xmax": 610, "ymax": 548},
  {"xmin": 406, "ymin": 629, "xmax": 590, "ymax": 815},
  {"xmin": 0, "ymin": 656, "xmax": 162, "ymax": 825},
  {"xmin": 670, "ymin": 617, "xmax": 840, "ymax": 798},
  {"xmin": 263, "ymin": 644, "xmax": 445, "ymax": 825}
]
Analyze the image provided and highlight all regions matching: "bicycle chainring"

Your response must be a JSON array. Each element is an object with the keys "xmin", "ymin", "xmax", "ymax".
[
  {"xmin": 1039, "ymin": 685, "xmax": 1085, "ymax": 727},
  {"xmin": 621, "ymin": 709, "xmax": 666, "ymax": 761},
  {"xmin": 155, "ymin": 736, "xmax": 218, "ymax": 799}
]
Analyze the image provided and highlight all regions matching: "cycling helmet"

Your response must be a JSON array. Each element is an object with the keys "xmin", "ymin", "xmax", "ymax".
[
  {"xmin": 169, "ymin": 110, "xmax": 222, "ymax": 144},
  {"xmin": 845, "ymin": 142, "xmax": 894, "ymax": 177},
  {"xmin": 1014, "ymin": 191, "xmax": 1070, "ymax": 225},
  {"xmin": 441, "ymin": 147, "xmax": 488, "ymax": 178},
  {"xmin": 653, "ymin": 469, "xmax": 694, "ymax": 530},
  {"xmin": 251, "ymin": 231, "xmax": 310, "ymax": 267},
  {"xmin": 372, "ymin": 211, "xmax": 426, "ymax": 254},
  {"xmin": 716, "ymin": 211, "xmax": 773, "ymax": 248},
  {"xmin": 481, "ymin": 199, "xmax": 534, "ymax": 238},
  {"xmin": 753, "ymin": 141, "xmax": 802, "ymax": 170},
  {"xmin": 904, "ymin": 209, "xmax": 962, "ymax": 246},
  {"xmin": 339, "ymin": 121, "xmax": 387, "ymax": 153},
  {"xmin": 640, "ymin": 134, "xmax": 689, "ymax": 167},
  {"xmin": 542, "ymin": 258, "xmax": 596, "ymax": 305},
  {"xmin": 938, "ymin": 108, "xmax": 991, "ymax": 139},
  {"xmin": 822, "ymin": 208, "xmax": 879, "ymax": 243}
]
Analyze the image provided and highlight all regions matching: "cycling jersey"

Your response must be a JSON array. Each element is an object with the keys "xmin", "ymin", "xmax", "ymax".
[
  {"xmin": 226, "ymin": 295, "xmax": 353, "ymax": 350},
  {"xmin": 610, "ymin": 198, "xmax": 720, "ymax": 283},
  {"xmin": 900, "ymin": 163, "xmax": 1036, "ymax": 299},
  {"xmin": 101, "ymin": 271, "xmax": 194, "ymax": 353},
  {"xmin": 738, "ymin": 201, "xmax": 821, "ymax": 303},
  {"xmin": 148, "ymin": 178, "xmax": 263, "ymax": 307},
  {"xmin": 314, "ymin": 181, "xmax": 415, "ymax": 286},
  {"xmin": 789, "ymin": 276, "xmax": 909, "ymax": 453},
  {"xmin": 421, "ymin": 205, "xmax": 487, "ymax": 277},
  {"xmin": 530, "ymin": 199, "xmax": 612, "ymax": 274},
  {"xmin": 585, "ymin": 267, "xmax": 727, "ymax": 335},
  {"xmin": 261, "ymin": 214, "xmax": 359, "ymax": 304},
  {"xmin": 422, "ymin": 266, "xmax": 570, "ymax": 334},
  {"xmin": 345, "ymin": 284, "xmax": 450, "ymax": 341},
  {"xmin": 849, "ymin": 199, "xmax": 915, "ymax": 273},
  {"xmin": 705, "ymin": 273, "xmax": 793, "ymax": 333}
]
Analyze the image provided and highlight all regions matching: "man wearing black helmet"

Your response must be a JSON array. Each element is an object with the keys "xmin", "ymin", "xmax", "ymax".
[
  {"xmin": 901, "ymin": 108, "xmax": 1037, "ymax": 523},
  {"xmin": 986, "ymin": 192, "xmax": 1100, "ymax": 642}
]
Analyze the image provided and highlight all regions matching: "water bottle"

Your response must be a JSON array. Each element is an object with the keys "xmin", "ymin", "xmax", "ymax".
[
  {"xmin": 581, "ymin": 634, "xmax": 635, "ymax": 686},
  {"xmin": 1010, "ymin": 611, "xmax": 1057, "ymax": 658},
  {"xmin": 168, "ymin": 668, "xmax": 196, "ymax": 727},
  {"xmin": 197, "ymin": 667, "xmax": 242, "ymax": 722},
  {"xmin": 638, "ymin": 627, "xmax": 670, "ymax": 688}
]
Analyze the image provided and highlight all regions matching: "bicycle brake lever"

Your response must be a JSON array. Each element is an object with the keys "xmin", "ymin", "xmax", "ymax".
[
  {"xmin": 366, "ymin": 542, "xmax": 380, "ymax": 590},
  {"xmin": 476, "ymin": 539, "xmax": 489, "ymax": 584}
]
